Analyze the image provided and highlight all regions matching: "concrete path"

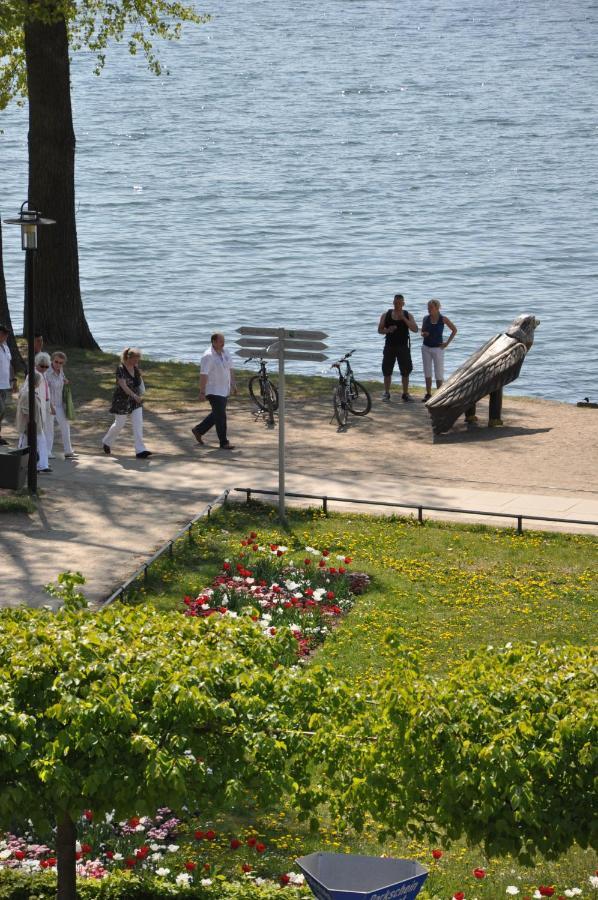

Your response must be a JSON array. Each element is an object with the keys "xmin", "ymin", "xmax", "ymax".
[{"xmin": 1, "ymin": 393, "xmax": 596, "ymax": 608}]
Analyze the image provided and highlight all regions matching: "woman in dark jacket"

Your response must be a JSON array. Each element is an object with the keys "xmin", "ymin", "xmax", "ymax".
[{"xmin": 102, "ymin": 347, "xmax": 152, "ymax": 458}]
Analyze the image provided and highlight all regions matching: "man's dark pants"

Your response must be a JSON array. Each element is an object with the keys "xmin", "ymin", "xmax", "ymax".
[{"xmin": 196, "ymin": 394, "xmax": 228, "ymax": 446}]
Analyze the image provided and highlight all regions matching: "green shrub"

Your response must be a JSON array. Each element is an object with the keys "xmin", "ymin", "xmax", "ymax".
[
  {"xmin": 0, "ymin": 870, "xmax": 309, "ymax": 899},
  {"xmin": 315, "ymin": 642, "xmax": 597, "ymax": 861},
  {"xmin": 0, "ymin": 592, "xmax": 330, "ymax": 899}
]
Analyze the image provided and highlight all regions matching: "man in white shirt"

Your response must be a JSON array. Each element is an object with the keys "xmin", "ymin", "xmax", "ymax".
[
  {"xmin": 192, "ymin": 333, "xmax": 236, "ymax": 450},
  {"xmin": 0, "ymin": 324, "xmax": 17, "ymax": 445}
]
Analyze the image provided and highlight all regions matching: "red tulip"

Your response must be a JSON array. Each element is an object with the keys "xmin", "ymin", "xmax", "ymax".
[
  {"xmin": 230, "ymin": 838, "xmax": 241, "ymax": 850},
  {"xmin": 105, "ymin": 851, "xmax": 114, "ymax": 859},
  {"xmin": 185, "ymin": 861, "xmax": 197, "ymax": 871},
  {"xmin": 338, "ymin": 566, "xmax": 346, "ymax": 574},
  {"xmin": 128, "ymin": 816, "xmax": 140, "ymax": 827},
  {"xmin": 83, "ymin": 809, "xmax": 94, "ymax": 822},
  {"xmin": 432, "ymin": 849, "xmax": 442, "ymax": 860},
  {"xmin": 194, "ymin": 830, "xmax": 205, "ymax": 840},
  {"xmin": 344, "ymin": 556, "xmax": 352, "ymax": 564},
  {"xmin": 322, "ymin": 550, "xmax": 329, "ymax": 557},
  {"xmin": 280, "ymin": 874, "xmax": 291, "ymax": 885},
  {"xmin": 14, "ymin": 851, "xmax": 25, "ymax": 860},
  {"xmin": 40, "ymin": 859, "xmax": 50, "ymax": 868},
  {"xmin": 125, "ymin": 858, "xmax": 136, "ymax": 868},
  {"xmin": 256, "ymin": 842, "xmax": 266, "ymax": 853},
  {"xmin": 205, "ymin": 829, "xmax": 216, "ymax": 840},
  {"xmin": 304, "ymin": 558, "xmax": 312, "ymax": 565},
  {"xmin": 246, "ymin": 837, "xmax": 257, "ymax": 847},
  {"xmin": 539, "ymin": 889, "xmax": 555, "ymax": 897},
  {"xmin": 75, "ymin": 852, "xmax": 82, "ymax": 861},
  {"xmin": 453, "ymin": 893, "xmax": 465, "ymax": 900},
  {"xmin": 252, "ymin": 544, "xmax": 258, "ymax": 551},
  {"xmin": 473, "ymin": 867, "xmax": 486, "ymax": 879},
  {"xmin": 326, "ymin": 591, "xmax": 335, "ymax": 600},
  {"xmin": 242, "ymin": 863, "xmax": 252, "ymax": 873},
  {"xmin": 329, "ymin": 566, "xmax": 337, "ymax": 574},
  {"xmin": 46, "ymin": 857, "xmax": 56, "ymax": 867},
  {"xmin": 277, "ymin": 549, "xmax": 283, "ymax": 557},
  {"xmin": 250, "ymin": 532, "xmax": 257, "ymax": 539},
  {"xmin": 223, "ymin": 562, "xmax": 231, "ymax": 571},
  {"xmin": 318, "ymin": 560, "xmax": 326, "ymax": 568}
]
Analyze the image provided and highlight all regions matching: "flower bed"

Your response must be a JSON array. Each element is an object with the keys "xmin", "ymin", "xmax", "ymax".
[
  {"xmin": 182, "ymin": 534, "xmax": 369, "ymax": 658},
  {"xmin": 0, "ymin": 810, "xmax": 311, "ymax": 897}
]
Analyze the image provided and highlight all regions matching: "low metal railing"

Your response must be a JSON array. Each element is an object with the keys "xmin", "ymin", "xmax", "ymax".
[
  {"xmin": 102, "ymin": 489, "xmax": 230, "ymax": 605},
  {"xmin": 233, "ymin": 487, "xmax": 598, "ymax": 535}
]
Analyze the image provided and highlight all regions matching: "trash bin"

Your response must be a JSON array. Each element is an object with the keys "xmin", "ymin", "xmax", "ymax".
[
  {"xmin": 296, "ymin": 852, "xmax": 428, "ymax": 900},
  {"xmin": 0, "ymin": 447, "xmax": 29, "ymax": 491}
]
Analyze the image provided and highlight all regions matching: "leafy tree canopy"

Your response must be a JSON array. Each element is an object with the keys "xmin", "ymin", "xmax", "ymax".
[{"xmin": 0, "ymin": 0, "xmax": 208, "ymax": 109}]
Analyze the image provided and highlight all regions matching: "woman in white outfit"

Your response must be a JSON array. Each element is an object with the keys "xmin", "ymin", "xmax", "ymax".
[
  {"xmin": 102, "ymin": 347, "xmax": 152, "ymax": 459},
  {"xmin": 16, "ymin": 372, "xmax": 51, "ymax": 472},
  {"xmin": 45, "ymin": 351, "xmax": 76, "ymax": 459}
]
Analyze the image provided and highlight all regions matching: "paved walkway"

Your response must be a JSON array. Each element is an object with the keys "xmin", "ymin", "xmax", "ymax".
[{"xmin": 1, "ymin": 393, "xmax": 596, "ymax": 608}]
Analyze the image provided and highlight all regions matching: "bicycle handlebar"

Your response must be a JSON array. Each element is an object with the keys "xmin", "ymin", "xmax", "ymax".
[{"xmin": 331, "ymin": 349, "xmax": 356, "ymax": 368}]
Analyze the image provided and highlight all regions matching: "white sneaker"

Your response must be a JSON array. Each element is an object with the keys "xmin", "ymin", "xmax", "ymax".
[{"xmin": 382, "ymin": 392, "xmax": 391, "ymax": 401}]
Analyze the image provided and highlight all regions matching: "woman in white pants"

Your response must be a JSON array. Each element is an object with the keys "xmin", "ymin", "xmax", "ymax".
[
  {"xmin": 45, "ymin": 351, "xmax": 76, "ymax": 459},
  {"xmin": 102, "ymin": 347, "xmax": 152, "ymax": 459},
  {"xmin": 421, "ymin": 299, "xmax": 457, "ymax": 401}
]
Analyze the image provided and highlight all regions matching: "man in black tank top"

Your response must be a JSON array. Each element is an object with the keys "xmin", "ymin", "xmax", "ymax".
[{"xmin": 377, "ymin": 293, "xmax": 419, "ymax": 401}]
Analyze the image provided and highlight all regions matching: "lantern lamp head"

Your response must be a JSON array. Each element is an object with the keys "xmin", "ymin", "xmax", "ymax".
[{"xmin": 4, "ymin": 201, "xmax": 56, "ymax": 250}]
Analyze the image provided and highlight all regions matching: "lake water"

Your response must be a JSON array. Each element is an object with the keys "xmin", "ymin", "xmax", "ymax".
[{"xmin": 2, "ymin": 0, "xmax": 598, "ymax": 402}]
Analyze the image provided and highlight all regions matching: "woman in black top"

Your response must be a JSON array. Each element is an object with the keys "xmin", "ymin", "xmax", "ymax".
[
  {"xmin": 101, "ymin": 347, "xmax": 152, "ymax": 458},
  {"xmin": 378, "ymin": 293, "xmax": 419, "ymax": 401}
]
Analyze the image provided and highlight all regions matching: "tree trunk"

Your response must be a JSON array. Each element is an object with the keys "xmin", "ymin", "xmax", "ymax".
[
  {"xmin": 0, "ymin": 224, "xmax": 26, "ymax": 371},
  {"xmin": 24, "ymin": 5, "xmax": 99, "ymax": 349},
  {"xmin": 56, "ymin": 810, "xmax": 78, "ymax": 900}
]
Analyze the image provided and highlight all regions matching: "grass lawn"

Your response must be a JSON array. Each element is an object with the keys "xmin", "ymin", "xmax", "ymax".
[{"xmin": 121, "ymin": 500, "xmax": 597, "ymax": 899}]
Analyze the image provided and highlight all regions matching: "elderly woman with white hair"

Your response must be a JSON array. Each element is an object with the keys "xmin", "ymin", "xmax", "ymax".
[
  {"xmin": 45, "ymin": 351, "xmax": 76, "ymax": 459},
  {"xmin": 16, "ymin": 371, "xmax": 51, "ymax": 472}
]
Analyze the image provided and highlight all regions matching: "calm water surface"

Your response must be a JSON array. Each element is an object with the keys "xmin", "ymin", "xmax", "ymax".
[{"xmin": 2, "ymin": 0, "xmax": 598, "ymax": 402}]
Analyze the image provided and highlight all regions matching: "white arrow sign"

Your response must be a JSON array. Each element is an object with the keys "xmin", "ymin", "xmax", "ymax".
[
  {"xmin": 237, "ymin": 326, "xmax": 329, "ymax": 520},
  {"xmin": 238, "ymin": 326, "xmax": 328, "ymax": 341}
]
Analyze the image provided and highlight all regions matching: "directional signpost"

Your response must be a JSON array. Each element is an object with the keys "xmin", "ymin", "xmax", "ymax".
[{"xmin": 237, "ymin": 326, "xmax": 328, "ymax": 519}]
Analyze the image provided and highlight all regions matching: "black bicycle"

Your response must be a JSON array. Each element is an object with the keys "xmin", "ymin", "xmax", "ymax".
[
  {"xmin": 331, "ymin": 350, "xmax": 372, "ymax": 427},
  {"xmin": 246, "ymin": 357, "xmax": 279, "ymax": 425}
]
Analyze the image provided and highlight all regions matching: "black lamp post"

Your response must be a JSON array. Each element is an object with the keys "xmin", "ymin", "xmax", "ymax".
[{"xmin": 3, "ymin": 202, "xmax": 55, "ymax": 494}]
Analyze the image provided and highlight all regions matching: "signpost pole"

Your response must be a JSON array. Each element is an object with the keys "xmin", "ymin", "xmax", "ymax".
[{"xmin": 277, "ymin": 327, "xmax": 286, "ymax": 521}]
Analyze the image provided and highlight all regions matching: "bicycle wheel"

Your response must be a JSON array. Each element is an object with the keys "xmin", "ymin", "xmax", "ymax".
[
  {"xmin": 249, "ymin": 376, "xmax": 268, "ymax": 411},
  {"xmin": 264, "ymin": 380, "xmax": 279, "ymax": 412},
  {"xmin": 347, "ymin": 379, "xmax": 372, "ymax": 416},
  {"xmin": 333, "ymin": 384, "xmax": 349, "ymax": 427}
]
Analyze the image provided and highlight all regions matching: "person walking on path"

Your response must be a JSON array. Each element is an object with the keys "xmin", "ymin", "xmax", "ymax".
[
  {"xmin": 0, "ymin": 323, "xmax": 17, "ymax": 445},
  {"xmin": 378, "ymin": 293, "xmax": 419, "ymax": 401},
  {"xmin": 102, "ymin": 347, "xmax": 152, "ymax": 459},
  {"xmin": 192, "ymin": 333, "xmax": 236, "ymax": 450},
  {"xmin": 420, "ymin": 299, "xmax": 457, "ymax": 401},
  {"xmin": 16, "ymin": 371, "xmax": 51, "ymax": 472},
  {"xmin": 46, "ymin": 351, "xmax": 77, "ymax": 459}
]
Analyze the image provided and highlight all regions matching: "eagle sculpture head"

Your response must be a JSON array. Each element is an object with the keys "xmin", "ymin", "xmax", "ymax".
[{"xmin": 506, "ymin": 314, "xmax": 540, "ymax": 350}]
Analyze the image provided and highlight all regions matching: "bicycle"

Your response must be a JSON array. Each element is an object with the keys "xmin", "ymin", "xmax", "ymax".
[
  {"xmin": 245, "ymin": 357, "xmax": 279, "ymax": 426},
  {"xmin": 331, "ymin": 350, "xmax": 372, "ymax": 428}
]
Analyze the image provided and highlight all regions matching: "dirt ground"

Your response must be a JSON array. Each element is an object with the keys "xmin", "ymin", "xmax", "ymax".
[{"xmin": 1, "ymin": 390, "xmax": 597, "ymax": 609}]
